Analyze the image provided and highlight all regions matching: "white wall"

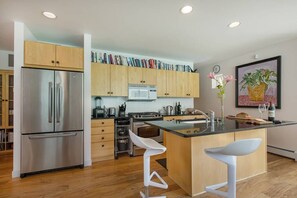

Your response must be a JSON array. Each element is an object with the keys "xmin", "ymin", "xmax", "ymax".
[
  {"xmin": 195, "ymin": 38, "xmax": 297, "ymax": 151},
  {"xmin": 0, "ymin": 50, "xmax": 13, "ymax": 70},
  {"xmin": 91, "ymin": 97, "xmax": 193, "ymax": 115}
]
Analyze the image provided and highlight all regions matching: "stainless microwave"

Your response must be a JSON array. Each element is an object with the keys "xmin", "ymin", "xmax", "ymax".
[{"xmin": 128, "ymin": 85, "xmax": 157, "ymax": 101}]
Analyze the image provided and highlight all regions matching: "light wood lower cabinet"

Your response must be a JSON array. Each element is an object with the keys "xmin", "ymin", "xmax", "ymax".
[
  {"xmin": 91, "ymin": 63, "xmax": 127, "ymax": 96},
  {"xmin": 91, "ymin": 119, "xmax": 114, "ymax": 162},
  {"xmin": 24, "ymin": 40, "xmax": 84, "ymax": 71}
]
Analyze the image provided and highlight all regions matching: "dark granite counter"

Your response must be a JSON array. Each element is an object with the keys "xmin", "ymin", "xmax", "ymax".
[
  {"xmin": 161, "ymin": 113, "xmax": 204, "ymax": 117},
  {"xmin": 145, "ymin": 119, "xmax": 297, "ymax": 138}
]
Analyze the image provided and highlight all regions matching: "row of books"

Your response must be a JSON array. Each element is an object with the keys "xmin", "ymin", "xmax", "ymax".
[{"xmin": 91, "ymin": 51, "xmax": 192, "ymax": 72}]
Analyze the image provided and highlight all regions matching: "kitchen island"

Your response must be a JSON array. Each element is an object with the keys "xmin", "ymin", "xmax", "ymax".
[{"xmin": 145, "ymin": 119, "xmax": 297, "ymax": 197}]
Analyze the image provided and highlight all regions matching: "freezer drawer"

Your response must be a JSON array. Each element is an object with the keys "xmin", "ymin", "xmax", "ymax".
[{"xmin": 21, "ymin": 131, "xmax": 83, "ymax": 175}]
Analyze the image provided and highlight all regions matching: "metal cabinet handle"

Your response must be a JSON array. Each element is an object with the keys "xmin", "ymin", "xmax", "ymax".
[
  {"xmin": 102, "ymin": 144, "xmax": 105, "ymax": 147},
  {"xmin": 102, "ymin": 122, "xmax": 104, "ymax": 124},
  {"xmin": 101, "ymin": 137, "xmax": 105, "ymax": 140},
  {"xmin": 48, "ymin": 82, "xmax": 53, "ymax": 123},
  {"xmin": 56, "ymin": 61, "xmax": 60, "ymax": 64},
  {"xmin": 102, "ymin": 129, "xmax": 104, "ymax": 132},
  {"xmin": 51, "ymin": 60, "xmax": 55, "ymax": 64}
]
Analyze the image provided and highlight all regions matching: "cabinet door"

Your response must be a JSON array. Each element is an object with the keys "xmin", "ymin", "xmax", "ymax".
[
  {"xmin": 56, "ymin": 46, "xmax": 84, "ymax": 69},
  {"xmin": 166, "ymin": 71, "xmax": 177, "ymax": 97},
  {"xmin": 143, "ymin": 68, "xmax": 157, "ymax": 85},
  {"xmin": 157, "ymin": 70, "xmax": 167, "ymax": 97},
  {"xmin": 188, "ymin": 73, "xmax": 199, "ymax": 98},
  {"xmin": 91, "ymin": 63, "xmax": 110, "ymax": 96},
  {"xmin": 176, "ymin": 72, "xmax": 187, "ymax": 97},
  {"xmin": 24, "ymin": 41, "xmax": 56, "ymax": 67},
  {"xmin": 110, "ymin": 65, "xmax": 128, "ymax": 96},
  {"xmin": 128, "ymin": 67, "xmax": 143, "ymax": 84},
  {"xmin": 0, "ymin": 73, "xmax": 4, "ymax": 128},
  {"xmin": 7, "ymin": 73, "xmax": 13, "ymax": 128}
]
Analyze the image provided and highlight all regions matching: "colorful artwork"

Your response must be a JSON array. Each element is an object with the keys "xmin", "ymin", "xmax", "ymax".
[{"xmin": 235, "ymin": 56, "xmax": 281, "ymax": 109}]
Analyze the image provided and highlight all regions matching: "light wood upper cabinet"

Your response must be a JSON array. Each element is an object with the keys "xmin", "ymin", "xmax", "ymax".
[
  {"xmin": 157, "ymin": 70, "xmax": 177, "ymax": 97},
  {"xmin": 128, "ymin": 67, "xmax": 157, "ymax": 85},
  {"xmin": 92, "ymin": 63, "xmax": 127, "ymax": 96},
  {"xmin": 55, "ymin": 46, "xmax": 84, "ymax": 69},
  {"xmin": 128, "ymin": 67, "xmax": 142, "ymax": 84},
  {"xmin": 24, "ymin": 40, "xmax": 84, "ymax": 71},
  {"xmin": 166, "ymin": 70, "xmax": 177, "ymax": 97},
  {"xmin": 185, "ymin": 73, "xmax": 200, "ymax": 98},
  {"xmin": 142, "ymin": 68, "xmax": 157, "ymax": 85},
  {"xmin": 24, "ymin": 41, "xmax": 56, "ymax": 67},
  {"xmin": 176, "ymin": 72, "xmax": 187, "ymax": 97},
  {"xmin": 91, "ymin": 63, "xmax": 110, "ymax": 96},
  {"xmin": 110, "ymin": 64, "xmax": 128, "ymax": 96},
  {"xmin": 157, "ymin": 70, "xmax": 167, "ymax": 96}
]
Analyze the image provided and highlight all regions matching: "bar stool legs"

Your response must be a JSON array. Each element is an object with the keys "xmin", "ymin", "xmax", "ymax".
[
  {"xmin": 129, "ymin": 130, "xmax": 168, "ymax": 198},
  {"xmin": 204, "ymin": 138, "xmax": 262, "ymax": 198}
]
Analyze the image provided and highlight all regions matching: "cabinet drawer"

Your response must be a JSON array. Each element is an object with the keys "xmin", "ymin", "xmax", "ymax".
[
  {"xmin": 91, "ymin": 126, "xmax": 114, "ymax": 135},
  {"xmin": 91, "ymin": 141, "xmax": 114, "ymax": 161},
  {"xmin": 92, "ymin": 134, "xmax": 114, "ymax": 143},
  {"xmin": 91, "ymin": 119, "xmax": 114, "ymax": 127}
]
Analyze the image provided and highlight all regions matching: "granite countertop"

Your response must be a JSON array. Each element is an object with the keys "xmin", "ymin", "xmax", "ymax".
[{"xmin": 145, "ymin": 119, "xmax": 297, "ymax": 138}]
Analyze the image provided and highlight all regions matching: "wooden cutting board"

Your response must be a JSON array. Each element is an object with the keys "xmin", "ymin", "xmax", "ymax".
[{"xmin": 226, "ymin": 115, "xmax": 273, "ymax": 125}]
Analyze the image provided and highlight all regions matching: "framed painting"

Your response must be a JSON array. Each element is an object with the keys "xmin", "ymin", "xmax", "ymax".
[{"xmin": 235, "ymin": 56, "xmax": 281, "ymax": 109}]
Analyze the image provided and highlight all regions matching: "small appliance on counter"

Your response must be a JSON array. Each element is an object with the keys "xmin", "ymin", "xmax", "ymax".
[
  {"xmin": 118, "ymin": 102, "xmax": 126, "ymax": 117},
  {"xmin": 108, "ymin": 107, "xmax": 116, "ymax": 117},
  {"xmin": 93, "ymin": 97, "xmax": 106, "ymax": 118},
  {"xmin": 163, "ymin": 105, "xmax": 173, "ymax": 115}
]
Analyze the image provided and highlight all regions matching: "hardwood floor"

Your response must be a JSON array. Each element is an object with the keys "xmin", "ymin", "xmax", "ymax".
[{"xmin": 1, "ymin": 152, "xmax": 297, "ymax": 198}]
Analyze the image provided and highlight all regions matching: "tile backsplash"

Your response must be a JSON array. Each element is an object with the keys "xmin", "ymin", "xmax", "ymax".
[{"xmin": 91, "ymin": 96, "xmax": 194, "ymax": 114}]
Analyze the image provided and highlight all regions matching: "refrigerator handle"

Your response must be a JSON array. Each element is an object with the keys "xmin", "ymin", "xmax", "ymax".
[
  {"xmin": 56, "ymin": 84, "xmax": 61, "ymax": 123},
  {"xmin": 28, "ymin": 132, "xmax": 78, "ymax": 139},
  {"xmin": 48, "ymin": 82, "xmax": 53, "ymax": 123}
]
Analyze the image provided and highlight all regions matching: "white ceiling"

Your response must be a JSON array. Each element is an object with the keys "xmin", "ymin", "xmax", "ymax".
[{"xmin": 1, "ymin": 0, "xmax": 297, "ymax": 66}]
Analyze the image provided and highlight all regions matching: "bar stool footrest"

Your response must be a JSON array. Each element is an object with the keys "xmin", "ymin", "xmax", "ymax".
[{"xmin": 149, "ymin": 171, "xmax": 168, "ymax": 189}]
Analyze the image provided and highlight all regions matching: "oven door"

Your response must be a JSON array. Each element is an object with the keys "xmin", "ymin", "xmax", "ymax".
[
  {"xmin": 133, "ymin": 122, "xmax": 163, "ymax": 143},
  {"xmin": 132, "ymin": 122, "xmax": 163, "ymax": 156}
]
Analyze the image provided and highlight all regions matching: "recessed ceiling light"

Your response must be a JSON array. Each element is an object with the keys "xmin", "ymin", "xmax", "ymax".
[
  {"xmin": 228, "ymin": 21, "xmax": 240, "ymax": 28},
  {"xmin": 42, "ymin": 11, "xmax": 57, "ymax": 19},
  {"xmin": 180, "ymin": 5, "xmax": 193, "ymax": 14}
]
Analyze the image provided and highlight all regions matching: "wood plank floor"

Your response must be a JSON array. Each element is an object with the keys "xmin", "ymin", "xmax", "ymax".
[{"xmin": 1, "ymin": 152, "xmax": 297, "ymax": 198}]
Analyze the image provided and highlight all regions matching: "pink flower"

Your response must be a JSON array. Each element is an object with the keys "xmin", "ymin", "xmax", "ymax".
[
  {"xmin": 224, "ymin": 75, "xmax": 235, "ymax": 83},
  {"xmin": 208, "ymin": 72, "xmax": 215, "ymax": 79}
]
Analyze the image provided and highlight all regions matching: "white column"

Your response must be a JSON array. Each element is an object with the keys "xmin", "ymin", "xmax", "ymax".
[
  {"xmin": 12, "ymin": 21, "xmax": 24, "ymax": 178},
  {"xmin": 83, "ymin": 33, "xmax": 92, "ymax": 166}
]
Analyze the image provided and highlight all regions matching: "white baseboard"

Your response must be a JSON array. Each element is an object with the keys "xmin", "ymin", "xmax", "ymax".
[
  {"xmin": 84, "ymin": 160, "xmax": 92, "ymax": 167},
  {"xmin": 12, "ymin": 170, "xmax": 20, "ymax": 178},
  {"xmin": 267, "ymin": 145, "xmax": 297, "ymax": 161}
]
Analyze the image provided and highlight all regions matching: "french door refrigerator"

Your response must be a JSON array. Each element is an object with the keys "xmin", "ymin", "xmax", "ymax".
[{"xmin": 21, "ymin": 68, "xmax": 84, "ymax": 177}]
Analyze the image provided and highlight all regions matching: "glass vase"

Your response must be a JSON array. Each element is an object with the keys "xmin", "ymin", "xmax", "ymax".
[{"xmin": 220, "ymin": 94, "xmax": 225, "ymax": 124}]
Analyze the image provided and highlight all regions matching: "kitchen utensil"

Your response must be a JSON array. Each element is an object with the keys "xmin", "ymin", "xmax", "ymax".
[
  {"xmin": 117, "ymin": 138, "xmax": 129, "ymax": 151},
  {"xmin": 163, "ymin": 105, "xmax": 173, "ymax": 115},
  {"xmin": 118, "ymin": 102, "xmax": 126, "ymax": 117}
]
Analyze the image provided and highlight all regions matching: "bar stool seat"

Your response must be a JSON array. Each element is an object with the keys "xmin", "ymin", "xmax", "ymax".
[
  {"xmin": 129, "ymin": 130, "xmax": 168, "ymax": 198},
  {"xmin": 204, "ymin": 138, "xmax": 262, "ymax": 198}
]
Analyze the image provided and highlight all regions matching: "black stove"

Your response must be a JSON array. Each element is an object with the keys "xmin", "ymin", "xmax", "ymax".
[{"xmin": 128, "ymin": 112, "xmax": 162, "ymax": 121}]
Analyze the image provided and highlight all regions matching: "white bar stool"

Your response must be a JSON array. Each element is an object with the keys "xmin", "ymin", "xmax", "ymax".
[
  {"xmin": 204, "ymin": 138, "xmax": 262, "ymax": 198},
  {"xmin": 129, "ymin": 130, "xmax": 168, "ymax": 198}
]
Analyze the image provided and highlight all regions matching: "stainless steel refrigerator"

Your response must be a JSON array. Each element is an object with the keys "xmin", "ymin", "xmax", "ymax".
[{"xmin": 21, "ymin": 68, "xmax": 84, "ymax": 177}]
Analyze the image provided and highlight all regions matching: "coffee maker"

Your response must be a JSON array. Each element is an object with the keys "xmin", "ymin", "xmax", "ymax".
[
  {"xmin": 118, "ymin": 102, "xmax": 126, "ymax": 117},
  {"xmin": 93, "ymin": 97, "xmax": 106, "ymax": 118}
]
